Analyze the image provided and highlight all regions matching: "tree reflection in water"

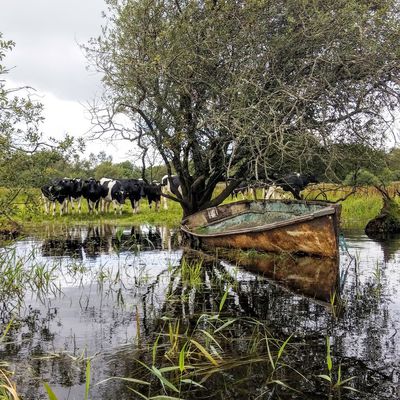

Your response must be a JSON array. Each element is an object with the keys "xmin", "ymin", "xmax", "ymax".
[{"xmin": 0, "ymin": 226, "xmax": 398, "ymax": 399}]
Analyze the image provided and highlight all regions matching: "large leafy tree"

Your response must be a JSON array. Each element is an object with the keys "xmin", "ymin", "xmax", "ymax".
[
  {"xmin": 0, "ymin": 34, "xmax": 44, "ymax": 157},
  {"xmin": 0, "ymin": 33, "xmax": 45, "ymax": 225},
  {"xmin": 87, "ymin": 0, "xmax": 400, "ymax": 217}
]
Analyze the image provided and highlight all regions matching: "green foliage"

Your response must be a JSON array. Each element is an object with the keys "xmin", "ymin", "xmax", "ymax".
[
  {"xmin": 85, "ymin": 0, "xmax": 400, "ymax": 215},
  {"xmin": 343, "ymin": 169, "xmax": 380, "ymax": 187},
  {"xmin": 318, "ymin": 337, "xmax": 357, "ymax": 395}
]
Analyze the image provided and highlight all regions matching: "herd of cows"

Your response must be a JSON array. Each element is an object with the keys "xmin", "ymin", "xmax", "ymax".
[
  {"xmin": 40, "ymin": 172, "xmax": 316, "ymax": 216},
  {"xmin": 40, "ymin": 175, "xmax": 181, "ymax": 216}
]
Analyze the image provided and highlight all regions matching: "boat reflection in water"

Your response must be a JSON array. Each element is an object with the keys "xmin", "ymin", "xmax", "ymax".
[{"xmin": 190, "ymin": 246, "xmax": 339, "ymax": 302}]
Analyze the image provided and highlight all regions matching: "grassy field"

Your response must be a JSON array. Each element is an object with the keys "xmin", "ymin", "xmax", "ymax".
[{"xmin": 0, "ymin": 184, "xmax": 385, "ymax": 232}]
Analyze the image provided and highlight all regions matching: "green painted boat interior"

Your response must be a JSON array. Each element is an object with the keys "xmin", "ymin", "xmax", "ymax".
[{"xmin": 196, "ymin": 202, "xmax": 329, "ymax": 234}]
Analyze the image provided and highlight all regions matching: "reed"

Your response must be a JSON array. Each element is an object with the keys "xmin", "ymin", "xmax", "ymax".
[
  {"xmin": 0, "ymin": 370, "xmax": 20, "ymax": 400},
  {"xmin": 180, "ymin": 258, "xmax": 202, "ymax": 289},
  {"xmin": 318, "ymin": 337, "xmax": 357, "ymax": 396},
  {"xmin": 108, "ymin": 259, "xmax": 311, "ymax": 399},
  {"xmin": 0, "ymin": 319, "xmax": 19, "ymax": 400},
  {"xmin": 0, "ymin": 247, "xmax": 61, "ymax": 314}
]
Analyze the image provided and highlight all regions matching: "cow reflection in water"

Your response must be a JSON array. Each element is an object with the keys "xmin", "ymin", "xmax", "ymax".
[{"xmin": 41, "ymin": 225, "xmax": 180, "ymax": 258}]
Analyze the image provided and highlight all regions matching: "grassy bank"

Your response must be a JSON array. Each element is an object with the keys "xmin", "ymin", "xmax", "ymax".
[{"xmin": 0, "ymin": 185, "xmax": 384, "ymax": 232}]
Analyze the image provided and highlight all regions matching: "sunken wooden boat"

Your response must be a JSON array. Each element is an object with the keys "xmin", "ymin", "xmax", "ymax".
[{"xmin": 181, "ymin": 199, "xmax": 341, "ymax": 258}]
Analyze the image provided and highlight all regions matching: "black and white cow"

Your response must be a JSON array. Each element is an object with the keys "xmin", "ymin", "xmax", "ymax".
[
  {"xmin": 265, "ymin": 173, "xmax": 318, "ymax": 200},
  {"xmin": 41, "ymin": 179, "xmax": 69, "ymax": 216},
  {"xmin": 160, "ymin": 175, "xmax": 182, "ymax": 210},
  {"xmin": 99, "ymin": 178, "xmax": 127, "ymax": 214},
  {"xmin": 41, "ymin": 178, "xmax": 80, "ymax": 216},
  {"xmin": 264, "ymin": 184, "xmax": 291, "ymax": 200},
  {"xmin": 67, "ymin": 178, "xmax": 83, "ymax": 213},
  {"xmin": 144, "ymin": 182, "xmax": 162, "ymax": 211},
  {"xmin": 81, "ymin": 178, "xmax": 103, "ymax": 214},
  {"xmin": 119, "ymin": 179, "xmax": 146, "ymax": 213}
]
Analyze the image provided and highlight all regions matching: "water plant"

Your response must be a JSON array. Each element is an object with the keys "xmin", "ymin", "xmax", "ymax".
[
  {"xmin": 180, "ymin": 258, "xmax": 202, "ymax": 289},
  {"xmin": 0, "ymin": 247, "xmax": 62, "ymax": 316},
  {"xmin": 0, "ymin": 370, "xmax": 20, "ymax": 400},
  {"xmin": 43, "ymin": 357, "xmax": 92, "ymax": 400},
  {"xmin": 372, "ymin": 261, "xmax": 382, "ymax": 297},
  {"xmin": 318, "ymin": 337, "xmax": 357, "ymax": 397}
]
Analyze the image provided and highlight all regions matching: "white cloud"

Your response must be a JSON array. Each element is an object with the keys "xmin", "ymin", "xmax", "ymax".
[
  {"xmin": 0, "ymin": 1, "xmax": 136, "ymax": 162},
  {"xmin": 39, "ymin": 91, "xmax": 134, "ymax": 162}
]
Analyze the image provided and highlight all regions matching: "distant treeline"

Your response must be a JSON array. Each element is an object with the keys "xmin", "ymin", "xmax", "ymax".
[
  {"xmin": 0, "ymin": 149, "xmax": 169, "ymax": 188},
  {"xmin": 2, "ymin": 145, "xmax": 400, "ymax": 189}
]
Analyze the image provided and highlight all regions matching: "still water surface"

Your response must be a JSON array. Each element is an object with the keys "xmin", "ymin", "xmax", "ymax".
[{"xmin": 1, "ymin": 224, "xmax": 400, "ymax": 399}]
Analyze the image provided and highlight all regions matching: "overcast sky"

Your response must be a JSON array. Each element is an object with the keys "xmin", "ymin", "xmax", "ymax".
[{"xmin": 0, "ymin": 0, "xmax": 129, "ymax": 161}]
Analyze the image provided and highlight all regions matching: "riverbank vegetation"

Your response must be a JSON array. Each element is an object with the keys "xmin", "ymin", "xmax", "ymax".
[{"xmin": 0, "ymin": 183, "xmax": 388, "ymax": 234}]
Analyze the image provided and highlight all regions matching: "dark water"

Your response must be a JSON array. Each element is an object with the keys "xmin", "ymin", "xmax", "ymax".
[{"xmin": 1, "ymin": 225, "xmax": 400, "ymax": 399}]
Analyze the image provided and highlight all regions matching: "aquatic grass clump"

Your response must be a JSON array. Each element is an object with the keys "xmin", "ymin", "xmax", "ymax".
[
  {"xmin": 123, "ymin": 314, "xmax": 304, "ymax": 399},
  {"xmin": 318, "ymin": 337, "xmax": 358, "ymax": 396},
  {"xmin": 43, "ymin": 357, "xmax": 91, "ymax": 400},
  {"xmin": 180, "ymin": 258, "xmax": 203, "ymax": 289},
  {"xmin": 0, "ymin": 247, "xmax": 61, "ymax": 315},
  {"xmin": 101, "ymin": 261, "xmax": 310, "ymax": 399},
  {"xmin": 0, "ymin": 320, "xmax": 20, "ymax": 400},
  {"xmin": 0, "ymin": 370, "xmax": 20, "ymax": 400}
]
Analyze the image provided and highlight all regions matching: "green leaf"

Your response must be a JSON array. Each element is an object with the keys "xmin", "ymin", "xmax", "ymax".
[
  {"xmin": 180, "ymin": 378, "xmax": 204, "ymax": 388},
  {"xmin": 199, "ymin": 329, "xmax": 223, "ymax": 351},
  {"xmin": 339, "ymin": 376, "xmax": 356, "ymax": 385},
  {"xmin": 179, "ymin": 342, "xmax": 187, "ymax": 373},
  {"xmin": 85, "ymin": 359, "xmax": 91, "ymax": 400},
  {"xmin": 326, "ymin": 337, "xmax": 332, "ymax": 372},
  {"xmin": 214, "ymin": 319, "xmax": 237, "ymax": 333},
  {"xmin": 269, "ymin": 379, "xmax": 300, "ymax": 393},
  {"xmin": 151, "ymin": 366, "xmax": 180, "ymax": 393},
  {"xmin": 152, "ymin": 334, "xmax": 161, "ymax": 365},
  {"xmin": 342, "ymin": 386, "xmax": 360, "ymax": 392},
  {"xmin": 276, "ymin": 334, "xmax": 292, "ymax": 363},
  {"xmin": 190, "ymin": 339, "xmax": 219, "ymax": 366},
  {"xmin": 219, "ymin": 286, "xmax": 230, "ymax": 313},
  {"xmin": 0, "ymin": 318, "xmax": 14, "ymax": 343},
  {"xmin": 265, "ymin": 338, "xmax": 275, "ymax": 370},
  {"xmin": 43, "ymin": 382, "xmax": 58, "ymax": 400},
  {"xmin": 337, "ymin": 362, "xmax": 341, "ymax": 384},
  {"xmin": 127, "ymin": 387, "xmax": 149, "ymax": 399},
  {"xmin": 318, "ymin": 374, "xmax": 332, "ymax": 382},
  {"xmin": 97, "ymin": 376, "xmax": 150, "ymax": 386}
]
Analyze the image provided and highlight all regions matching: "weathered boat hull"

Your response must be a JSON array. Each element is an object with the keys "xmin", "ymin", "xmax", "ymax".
[{"xmin": 181, "ymin": 200, "xmax": 341, "ymax": 258}]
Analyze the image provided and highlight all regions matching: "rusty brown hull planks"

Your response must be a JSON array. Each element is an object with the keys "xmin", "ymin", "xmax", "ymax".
[{"xmin": 181, "ymin": 199, "xmax": 341, "ymax": 258}]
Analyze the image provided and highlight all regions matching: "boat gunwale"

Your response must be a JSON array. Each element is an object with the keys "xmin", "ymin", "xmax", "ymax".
[{"xmin": 181, "ymin": 200, "xmax": 339, "ymax": 238}]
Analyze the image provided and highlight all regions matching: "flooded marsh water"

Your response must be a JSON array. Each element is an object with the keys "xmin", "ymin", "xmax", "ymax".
[{"xmin": 1, "ymin": 224, "xmax": 400, "ymax": 399}]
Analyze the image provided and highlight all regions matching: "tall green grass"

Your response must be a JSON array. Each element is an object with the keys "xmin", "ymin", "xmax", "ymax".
[{"xmin": 0, "ymin": 187, "xmax": 182, "ymax": 229}]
